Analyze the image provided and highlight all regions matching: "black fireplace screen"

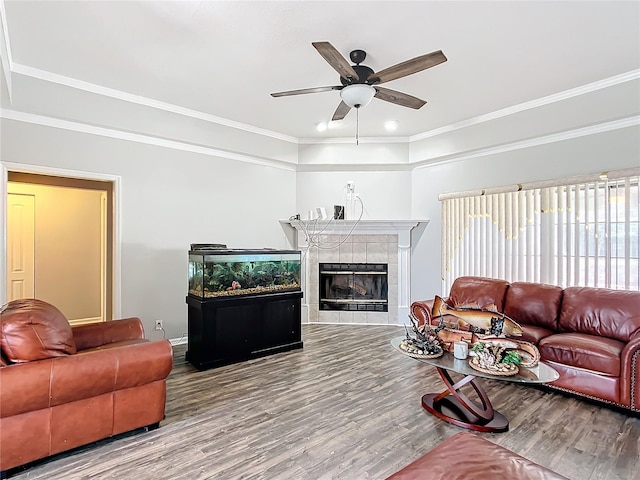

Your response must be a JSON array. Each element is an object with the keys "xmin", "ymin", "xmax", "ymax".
[{"xmin": 319, "ymin": 263, "xmax": 388, "ymax": 311}]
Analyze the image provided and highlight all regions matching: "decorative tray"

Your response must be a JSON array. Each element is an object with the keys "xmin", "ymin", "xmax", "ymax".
[
  {"xmin": 399, "ymin": 340, "xmax": 444, "ymax": 359},
  {"xmin": 468, "ymin": 356, "xmax": 519, "ymax": 376}
]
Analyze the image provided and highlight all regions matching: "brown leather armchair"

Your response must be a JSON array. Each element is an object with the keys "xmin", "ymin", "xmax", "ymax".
[{"xmin": 0, "ymin": 299, "xmax": 173, "ymax": 475}]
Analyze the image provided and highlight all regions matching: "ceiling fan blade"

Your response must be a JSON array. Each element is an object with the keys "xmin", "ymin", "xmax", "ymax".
[
  {"xmin": 374, "ymin": 86, "xmax": 426, "ymax": 109},
  {"xmin": 271, "ymin": 86, "xmax": 342, "ymax": 97},
  {"xmin": 312, "ymin": 42, "xmax": 359, "ymax": 81},
  {"xmin": 332, "ymin": 101, "xmax": 351, "ymax": 121},
  {"xmin": 368, "ymin": 50, "xmax": 447, "ymax": 84}
]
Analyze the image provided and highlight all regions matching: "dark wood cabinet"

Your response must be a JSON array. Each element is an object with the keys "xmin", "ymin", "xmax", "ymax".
[{"xmin": 186, "ymin": 291, "xmax": 303, "ymax": 370}]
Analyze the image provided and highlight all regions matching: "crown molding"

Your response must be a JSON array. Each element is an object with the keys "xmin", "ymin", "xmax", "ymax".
[
  {"xmin": 410, "ymin": 69, "xmax": 640, "ymax": 143},
  {"xmin": 298, "ymin": 136, "xmax": 410, "ymax": 144},
  {"xmin": 11, "ymin": 63, "xmax": 299, "ymax": 145},
  {"xmin": 9, "ymin": 62, "xmax": 636, "ymax": 150},
  {"xmin": 3, "ymin": 109, "xmax": 636, "ymax": 174},
  {"xmin": 296, "ymin": 162, "xmax": 413, "ymax": 172},
  {"xmin": 411, "ymin": 115, "xmax": 640, "ymax": 170},
  {"xmin": 0, "ymin": 109, "xmax": 297, "ymax": 172}
]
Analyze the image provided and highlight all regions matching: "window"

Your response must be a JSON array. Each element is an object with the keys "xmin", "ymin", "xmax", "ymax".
[{"xmin": 441, "ymin": 169, "xmax": 639, "ymax": 292}]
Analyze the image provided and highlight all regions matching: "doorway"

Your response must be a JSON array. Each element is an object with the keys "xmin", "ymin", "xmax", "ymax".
[{"xmin": 3, "ymin": 168, "xmax": 118, "ymax": 324}]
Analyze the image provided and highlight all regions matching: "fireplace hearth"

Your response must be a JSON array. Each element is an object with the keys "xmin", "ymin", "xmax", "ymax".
[{"xmin": 319, "ymin": 263, "xmax": 388, "ymax": 311}]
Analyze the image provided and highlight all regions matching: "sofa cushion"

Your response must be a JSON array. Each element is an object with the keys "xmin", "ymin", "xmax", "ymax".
[
  {"xmin": 0, "ymin": 299, "xmax": 76, "ymax": 362},
  {"xmin": 518, "ymin": 324, "xmax": 554, "ymax": 345},
  {"xmin": 448, "ymin": 276, "xmax": 509, "ymax": 311},
  {"xmin": 539, "ymin": 333, "xmax": 624, "ymax": 377},
  {"xmin": 559, "ymin": 287, "xmax": 640, "ymax": 342},
  {"xmin": 504, "ymin": 282, "xmax": 563, "ymax": 331}
]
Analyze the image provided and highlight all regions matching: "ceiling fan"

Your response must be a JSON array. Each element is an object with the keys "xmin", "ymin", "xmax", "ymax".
[{"xmin": 271, "ymin": 42, "xmax": 448, "ymax": 122}]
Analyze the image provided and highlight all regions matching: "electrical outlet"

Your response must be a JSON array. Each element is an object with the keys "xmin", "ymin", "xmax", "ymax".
[{"xmin": 155, "ymin": 320, "xmax": 163, "ymax": 331}]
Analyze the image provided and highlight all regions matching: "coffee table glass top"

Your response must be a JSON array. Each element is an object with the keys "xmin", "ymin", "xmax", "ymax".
[{"xmin": 391, "ymin": 336, "xmax": 559, "ymax": 384}]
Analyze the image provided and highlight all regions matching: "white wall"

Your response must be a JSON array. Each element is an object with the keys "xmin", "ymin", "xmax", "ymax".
[
  {"xmin": 296, "ymin": 141, "xmax": 412, "ymax": 220},
  {"xmin": 1, "ymin": 119, "xmax": 297, "ymax": 340},
  {"xmin": 296, "ymin": 170, "xmax": 411, "ymax": 221},
  {"xmin": 409, "ymin": 125, "xmax": 640, "ymax": 301}
]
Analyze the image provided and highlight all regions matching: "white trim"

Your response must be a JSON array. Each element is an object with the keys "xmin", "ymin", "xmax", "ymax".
[
  {"xmin": 0, "ymin": 0, "xmax": 12, "ymax": 102},
  {"xmin": 170, "ymin": 336, "xmax": 188, "ymax": 347},
  {"xmin": 412, "ymin": 115, "xmax": 640, "ymax": 171},
  {"xmin": 298, "ymin": 136, "xmax": 410, "ymax": 144},
  {"xmin": 410, "ymin": 69, "xmax": 640, "ymax": 143},
  {"xmin": 2, "ymin": 109, "xmax": 636, "ymax": 175},
  {"xmin": 100, "ymin": 191, "xmax": 107, "ymax": 322},
  {"xmin": 0, "ymin": 161, "xmax": 123, "ymax": 319},
  {"xmin": 11, "ymin": 63, "xmax": 298, "ymax": 144},
  {"xmin": 296, "ymin": 163, "xmax": 413, "ymax": 172},
  {"xmin": 9, "ymin": 63, "xmax": 637, "ymax": 150},
  {"xmin": 0, "ymin": 163, "xmax": 7, "ymax": 305},
  {"xmin": 0, "ymin": 109, "xmax": 298, "ymax": 172},
  {"xmin": 281, "ymin": 219, "xmax": 425, "ymax": 235}
]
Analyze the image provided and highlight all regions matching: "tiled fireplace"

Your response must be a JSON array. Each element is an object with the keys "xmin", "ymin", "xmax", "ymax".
[{"xmin": 282, "ymin": 220, "xmax": 426, "ymax": 325}]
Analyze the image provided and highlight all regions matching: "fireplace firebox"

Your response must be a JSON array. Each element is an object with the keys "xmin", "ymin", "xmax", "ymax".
[{"xmin": 319, "ymin": 263, "xmax": 388, "ymax": 311}]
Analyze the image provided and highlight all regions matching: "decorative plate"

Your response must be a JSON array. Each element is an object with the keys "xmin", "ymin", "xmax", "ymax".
[
  {"xmin": 399, "ymin": 340, "xmax": 444, "ymax": 359},
  {"xmin": 468, "ymin": 357, "xmax": 519, "ymax": 376}
]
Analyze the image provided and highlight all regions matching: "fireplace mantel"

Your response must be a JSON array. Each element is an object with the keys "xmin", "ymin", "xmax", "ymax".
[
  {"xmin": 280, "ymin": 219, "xmax": 428, "ymax": 325},
  {"xmin": 280, "ymin": 218, "xmax": 423, "ymax": 236}
]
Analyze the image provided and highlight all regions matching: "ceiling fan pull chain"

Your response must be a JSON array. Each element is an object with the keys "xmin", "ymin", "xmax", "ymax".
[{"xmin": 356, "ymin": 108, "xmax": 359, "ymax": 146}]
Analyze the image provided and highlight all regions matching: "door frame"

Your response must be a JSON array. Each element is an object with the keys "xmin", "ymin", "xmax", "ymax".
[{"xmin": 1, "ymin": 161, "xmax": 122, "ymax": 318}]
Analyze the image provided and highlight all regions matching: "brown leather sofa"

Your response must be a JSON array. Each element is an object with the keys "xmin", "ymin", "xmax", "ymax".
[
  {"xmin": 411, "ymin": 276, "xmax": 640, "ymax": 413},
  {"xmin": 0, "ymin": 299, "xmax": 174, "ymax": 475},
  {"xmin": 386, "ymin": 431, "xmax": 568, "ymax": 479}
]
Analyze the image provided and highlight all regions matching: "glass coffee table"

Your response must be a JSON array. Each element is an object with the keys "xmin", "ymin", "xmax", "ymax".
[{"xmin": 391, "ymin": 336, "xmax": 559, "ymax": 432}]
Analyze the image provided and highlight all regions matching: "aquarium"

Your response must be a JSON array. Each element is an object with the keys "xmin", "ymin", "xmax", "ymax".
[{"xmin": 188, "ymin": 249, "xmax": 301, "ymax": 299}]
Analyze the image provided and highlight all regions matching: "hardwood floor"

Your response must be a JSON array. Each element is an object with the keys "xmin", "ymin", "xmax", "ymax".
[{"xmin": 11, "ymin": 324, "xmax": 640, "ymax": 480}]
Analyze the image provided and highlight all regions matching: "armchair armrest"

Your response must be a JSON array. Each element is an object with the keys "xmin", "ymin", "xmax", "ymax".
[
  {"xmin": 72, "ymin": 317, "xmax": 144, "ymax": 351},
  {"xmin": 410, "ymin": 299, "xmax": 436, "ymax": 327},
  {"xmin": 0, "ymin": 339, "xmax": 173, "ymax": 418},
  {"xmin": 620, "ymin": 329, "xmax": 640, "ymax": 410}
]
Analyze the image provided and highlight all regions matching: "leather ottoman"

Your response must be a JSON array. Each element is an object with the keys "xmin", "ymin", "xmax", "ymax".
[{"xmin": 386, "ymin": 431, "xmax": 567, "ymax": 479}]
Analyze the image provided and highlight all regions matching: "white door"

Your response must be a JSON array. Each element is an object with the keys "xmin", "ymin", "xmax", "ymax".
[{"xmin": 6, "ymin": 193, "xmax": 36, "ymax": 300}]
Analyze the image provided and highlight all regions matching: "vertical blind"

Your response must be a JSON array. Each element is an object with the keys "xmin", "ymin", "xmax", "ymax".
[{"xmin": 440, "ymin": 169, "xmax": 640, "ymax": 293}]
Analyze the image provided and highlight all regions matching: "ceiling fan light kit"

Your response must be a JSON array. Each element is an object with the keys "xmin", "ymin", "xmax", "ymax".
[
  {"xmin": 340, "ymin": 84, "xmax": 376, "ymax": 109},
  {"xmin": 271, "ymin": 42, "xmax": 447, "ymax": 141}
]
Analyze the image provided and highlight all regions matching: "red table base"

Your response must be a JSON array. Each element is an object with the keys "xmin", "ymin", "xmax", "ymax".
[{"xmin": 421, "ymin": 367, "xmax": 509, "ymax": 433}]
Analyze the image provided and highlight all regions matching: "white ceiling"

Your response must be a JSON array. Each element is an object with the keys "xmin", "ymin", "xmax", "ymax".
[{"xmin": 2, "ymin": 1, "xmax": 639, "ymax": 140}]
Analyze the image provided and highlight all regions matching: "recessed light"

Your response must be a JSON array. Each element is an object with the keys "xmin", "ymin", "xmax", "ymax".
[
  {"xmin": 316, "ymin": 122, "xmax": 328, "ymax": 132},
  {"xmin": 384, "ymin": 120, "xmax": 399, "ymax": 131}
]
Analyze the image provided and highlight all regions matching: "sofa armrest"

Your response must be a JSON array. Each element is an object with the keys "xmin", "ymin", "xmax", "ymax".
[
  {"xmin": 72, "ymin": 317, "xmax": 145, "ymax": 351},
  {"xmin": 620, "ymin": 329, "xmax": 640, "ymax": 410},
  {"xmin": 0, "ymin": 339, "xmax": 173, "ymax": 418}
]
